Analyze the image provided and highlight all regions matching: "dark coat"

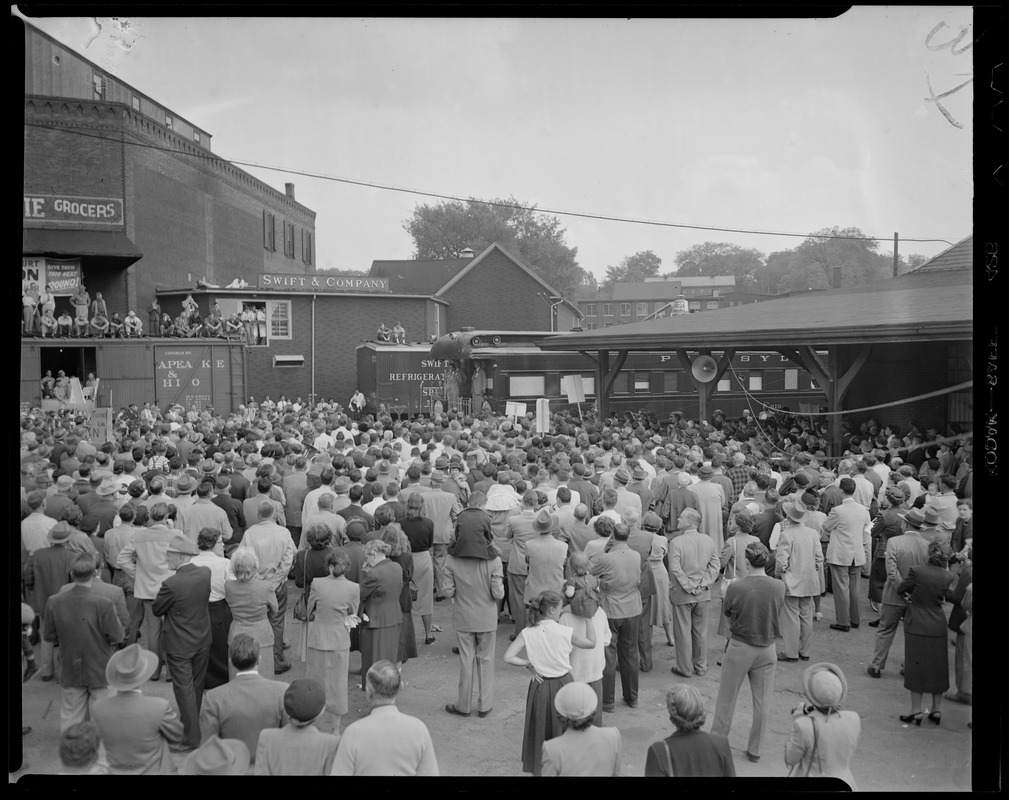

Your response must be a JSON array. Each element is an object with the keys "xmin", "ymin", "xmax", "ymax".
[
  {"xmin": 43, "ymin": 584, "xmax": 124, "ymax": 688},
  {"xmin": 26, "ymin": 544, "xmax": 79, "ymax": 615},
  {"xmin": 152, "ymin": 563, "xmax": 212, "ymax": 656},
  {"xmin": 946, "ymin": 563, "xmax": 973, "ymax": 633},
  {"xmin": 336, "ymin": 542, "xmax": 367, "ymax": 585},
  {"xmin": 360, "ymin": 558, "xmax": 404, "ymax": 629},
  {"xmin": 896, "ymin": 564, "xmax": 954, "ymax": 637}
]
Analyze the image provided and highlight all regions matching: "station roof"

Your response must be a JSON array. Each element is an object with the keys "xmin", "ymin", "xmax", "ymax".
[{"xmin": 540, "ymin": 268, "xmax": 972, "ymax": 351}]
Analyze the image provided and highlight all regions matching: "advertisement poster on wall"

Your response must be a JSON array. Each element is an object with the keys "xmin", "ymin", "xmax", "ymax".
[
  {"xmin": 22, "ymin": 257, "xmax": 82, "ymax": 295},
  {"xmin": 155, "ymin": 345, "xmax": 219, "ymax": 412}
]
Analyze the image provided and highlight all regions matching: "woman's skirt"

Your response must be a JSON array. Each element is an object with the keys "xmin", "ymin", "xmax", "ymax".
[
  {"xmin": 206, "ymin": 600, "xmax": 233, "ymax": 690},
  {"xmin": 360, "ymin": 624, "xmax": 401, "ymax": 680},
  {"xmin": 521, "ymin": 673, "xmax": 573, "ymax": 775},
  {"xmin": 649, "ymin": 562, "xmax": 673, "ymax": 625},
  {"xmin": 307, "ymin": 647, "xmax": 350, "ymax": 716},
  {"xmin": 228, "ymin": 618, "xmax": 275, "ymax": 680},
  {"xmin": 903, "ymin": 633, "xmax": 949, "ymax": 694},
  {"xmin": 398, "ymin": 612, "xmax": 419, "ymax": 664},
  {"xmin": 868, "ymin": 556, "xmax": 887, "ymax": 604},
  {"xmin": 412, "ymin": 549, "xmax": 434, "ymax": 616}
]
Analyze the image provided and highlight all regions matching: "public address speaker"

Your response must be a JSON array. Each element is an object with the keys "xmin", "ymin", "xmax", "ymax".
[{"xmin": 691, "ymin": 355, "xmax": 719, "ymax": 383}]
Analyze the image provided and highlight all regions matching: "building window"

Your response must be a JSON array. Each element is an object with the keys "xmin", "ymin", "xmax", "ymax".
[
  {"xmin": 706, "ymin": 300, "xmax": 720, "ymax": 310},
  {"xmin": 194, "ymin": 131, "xmax": 201, "ymax": 144},
  {"xmin": 586, "ymin": 322, "xmax": 596, "ymax": 330},
  {"xmin": 689, "ymin": 301, "xmax": 701, "ymax": 310},
  {"xmin": 633, "ymin": 372, "xmax": 650, "ymax": 392},
  {"xmin": 268, "ymin": 300, "xmax": 292, "ymax": 340},
  {"xmin": 581, "ymin": 375, "xmax": 596, "ymax": 396},
  {"xmin": 636, "ymin": 302, "xmax": 648, "ymax": 317},
  {"xmin": 283, "ymin": 221, "xmax": 296, "ymax": 258},
  {"xmin": 613, "ymin": 372, "xmax": 630, "ymax": 394},
  {"xmin": 301, "ymin": 230, "xmax": 313, "ymax": 265},
  {"xmin": 602, "ymin": 303, "xmax": 613, "ymax": 317},
  {"xmin": 509, "ymin": 375, "xmax": 545, "ymax": 396},
  {"xmin": 584, "ymin": 303, "xmax": 596, "ymax": 316},
  {"xmin": 784, "ymin": 369, "xmax": 798, "ymax": 390},
  {"xmin": 131, "ymin": 96, "xmax": 140, "ymax": 111},
  {"xmin": 263, "ymin": 211, "xmax": 276, "ymax": 251},
  {"xmin": 92, "ymin": 73, "xmax": 104, "ymax": 98},
  {"xmin": 620, "ymin": 303, "xmax": 631, "ymax": 317},
  {"xmin": 242, "ymin": 302, "xmax": 268, "ymax": 346},
  {"xmin": 663, "ymin": 372, "xmax": 679, "ymax": 393},
  {"xmin": 749, "ymin": 375, "xmax": 763, "ymax": 391},
  {"xmin": 165, "ymin": 114, "xmax": 173, "ymax": 129},
  {"xmin": 717, "ymin": 378, "xmax": 731, "ymax": 392}
]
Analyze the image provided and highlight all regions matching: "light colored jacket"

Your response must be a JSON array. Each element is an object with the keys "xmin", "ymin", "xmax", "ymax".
[
  {"xmin": 668, "ymin": 528, "xmax": 721, "ymax": 605},
  {"xmin": 784, "ymin": 710, "xmax": 861, "ymax": 790},
  {"xmin": 774, "ymin": 522, "xmax": 824, "ymax": 597},
  {"xmin": 307, "ymin": 575, "xmax": 360, "ymax": 651},
  {"xmin": 822, "ymin": 498, "xmax": 871, "ymax": 567}
]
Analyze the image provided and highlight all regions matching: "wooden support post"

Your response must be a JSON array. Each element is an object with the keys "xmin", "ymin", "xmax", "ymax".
[{"xmin": 597, "ymin": 350, "xmax": 609, "ymax": 420}]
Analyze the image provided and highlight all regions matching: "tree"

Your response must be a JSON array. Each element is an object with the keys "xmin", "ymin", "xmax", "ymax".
[
  {"xmin": 600, "ymin": 250, "xmax": 662, "ymax": 293},
  {"xmin": 669, "ymin": 242, "xmax": 765, "ymax": 290},
  {"xmin": 313, "ymin": 267, "xmax": 369, "ymax": 276},
  {"xmin": 403, "ymin": 196, "xmax": 587, "ymax": 299},
  {"xmin": 783, "ymin": 226, "xmax": 888, "ymax": 291}
]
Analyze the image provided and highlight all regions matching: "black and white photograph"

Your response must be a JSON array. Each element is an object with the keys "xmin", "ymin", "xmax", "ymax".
[{"xmin": 17, "ymin": 8, "xmax": 991, "ymax": 786}]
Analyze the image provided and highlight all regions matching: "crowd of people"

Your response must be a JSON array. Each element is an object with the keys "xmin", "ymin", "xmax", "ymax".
[{"xmin": 19, "ymin": 397, "xmax": 973, "ymax": 779}]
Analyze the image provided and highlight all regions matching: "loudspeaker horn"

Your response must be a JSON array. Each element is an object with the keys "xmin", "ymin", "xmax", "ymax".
[{"xmin": 691, "ymin": 355, "xmax": 719, "ymax": 383}]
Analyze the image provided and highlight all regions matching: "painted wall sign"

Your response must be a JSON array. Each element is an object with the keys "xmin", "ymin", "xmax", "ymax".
[
  {"xmin": 22, "ymin": 257, "xmax": 83, "ymax": 295},
  {"xmin": 23, "ymin": 195, "xmax": 124, "ymax": 227},
  {"xmin": 155, "ymin": 345, "xmax": 228, "ymax": 412},
  {"xmin": 258, "ymin": 273, "xmax": 390, "ymax": 293}
]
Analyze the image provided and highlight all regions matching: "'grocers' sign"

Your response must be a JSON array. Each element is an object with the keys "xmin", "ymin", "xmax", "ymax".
[
  {"xmin": 258, "ymin": 273, "xmax": 390, "ymax": 293},
  {"xmin": 24, "ymin": 195, "xmax": 124, "ymax": 227}
]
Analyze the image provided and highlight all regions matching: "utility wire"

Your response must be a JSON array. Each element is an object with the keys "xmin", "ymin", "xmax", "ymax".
[{"xmin": 24, "ymin": 120, "xmax": 957, "ymax": 246}]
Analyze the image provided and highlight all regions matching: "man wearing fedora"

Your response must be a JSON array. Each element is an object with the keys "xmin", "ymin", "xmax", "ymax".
[
  {"xmin": 92, "ymin": 644, "xmax": 184, "ymax": 773},
  {"xmin": 200, "ymin": 635, "xmax": 288, "ymax": 767},
  {"xmin": 43, "ymin": 554, "xmax": 124, "ymax": 732},
  {"xmin": 821, "ymin": 478, "xmax": 872, "ymax": 632},
  {"xmin": 180, "ymin": 736, "xmax": 250, "ymax": 776},
  {"xmin": 524, "ymin": 509, "xmax": 568, "ymax": 601},
  {"xmin": 171, "ymin": 473, "xmax": 198, "ymax": 514},
  {"xmin": 668, "ymin": 508, "xmax": 721, "ymax": 679},
  {"xmin": 423, "ymin": 470, "xmax": 464, "ymax": 601},
  {"xmin": 774, "ymin": 500, "xmax": 823, "ymax": 662},
  {"xmin": 505, "ymin": 490, "xmax": 542, "ymax": 637},
  {"xmin": 44, "ymin": 475, "xmax": 78, "ymax": 521},
  {"xmin": 612, "ymin": 467, "xmax": 642, "ymax": 519},
  {"xmin": 152, "ymin": 534, "xmax": 213, "ymax": 751},
  {"xmin": 867, "ymin": 507, "xmax": 929, "ymax": 678},
  {"xmin": 256, "ymin": 678, "xmax": 341, "ymax": 775}
]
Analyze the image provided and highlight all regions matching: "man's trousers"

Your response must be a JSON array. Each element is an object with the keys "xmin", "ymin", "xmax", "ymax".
[
  {"xmin": 869, "ymin": 603, "xmax": 906, "ymax": 671},
  {"xmin": 140, "ymin": 599, "xmax": 164, "ymax": 669},
  {"xmin": 432, "ymin": 543, "xmax": 449, "ymax": 598},
  {"xmin": 779, "ymin": 595, "xmax": 814, "ymax": 659},
  {"xmin": 672, "ymin": 600, "xmax": 710, "ymax": 675},
  {"xmin": 829, "ymin": 563, "xmax": 862, "ymax": 627},
  {"xmin": 165, "ymin": 647, "xmax": 210, "ymax": 748},
  {"xmin": 455, "ymin": 630, "xmax": 496, "ymax": 714},
  {"xmin": 602, "ymin": 615, "xmax": 640, "ymax": 707},
  {"xmin": 508, "ymin": 572, "xmax": 527, "ymax": 634},
  {"xmin": 269, "ymin": 582, "xmax": 289, "ymax": 668},
  {"xmin": 637, "ymin": 595, "xmax": 653, "ymax": 671},
  {"xmin": 60, "ymin": 685, "xmax": 110, "ymax": 733},
  {"xmin": 710, "ymin": 639, "xmax": 776, "ymax": 757}
]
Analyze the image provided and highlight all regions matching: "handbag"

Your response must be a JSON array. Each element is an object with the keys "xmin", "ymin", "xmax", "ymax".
[
  {"xmin": 409, "ymin": 579, "xmax": 419, "ymax": 602},
  {"xmin": 292, "ymin": 551, "xmax": 315, "ymax": 622}
]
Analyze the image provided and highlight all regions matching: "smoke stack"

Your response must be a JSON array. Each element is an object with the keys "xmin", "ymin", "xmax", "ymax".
[
  {"xmin": 832, "ymin": 267, "xmax": 842, "ymax": 288},
  {"xmin": 285, "ymin": 183, "xmax": 296, "ymax": 200}
]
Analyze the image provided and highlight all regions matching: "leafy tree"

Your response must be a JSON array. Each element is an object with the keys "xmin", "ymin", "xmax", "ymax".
[
  {"xmin": 403, "ymin": 196, "xmax": 586, "ymax": 299},
  {"xmin": 669, "ymin": 242, "xmax": 765, "ymax": 290},
  {"xmin": 313, "ymin": 267, "xmax": 369, "ymax": 276},
  {"xmin": 600, "ymin": 250, "xmax": 662, "ymax": 293},
  {"xmin": 782, "ymin": 226, "xmax": 888, "ymax": 291}
]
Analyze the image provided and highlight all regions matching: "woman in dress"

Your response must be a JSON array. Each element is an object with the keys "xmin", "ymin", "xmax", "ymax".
[
  {"xmin": 645, "ymin": 683, "xmax": 735, "ymax": 777},
  {"xmin": 306, "ymin": 550, "xmax": 360, "ymax": 733},
  {"xmin": 225, "ymin": 548, "xmax": 278, "ymax": 679},
  {"xmin": 784, "ymin": 663, "xmax": 861, "ymax": 789},
  {"xmin": 294, "ymin": 524, "xmax": 337, "ymax": 661},
  {"xmin": 401, "ymin": 494, "xmax": 436, "ymax": 644},
  {"xmin": 642, "ymin": 511, "xmax": 674, "ymax": 647},
  {"xmin": 504, "ymin": 589, "xmax": 596, "ymax": 776},
  {"xmin": 897, "ymin": 540, "xmax": 956, "ymax": 726},
  {"xmin": 717, "ymin": 507, "xmax": 760, "ymax": 664},
  {"xmin": 382, "ymin": 524, "xmax": 418, "ymax": 669},
  {"xmin": 358, "ymin": 539, "xmax": 403, "ymax": 686}
]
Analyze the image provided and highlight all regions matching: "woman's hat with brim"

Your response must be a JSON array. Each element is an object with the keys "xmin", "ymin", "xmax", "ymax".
[
  {"xmin": 802, "ymin": 662, "xmax": 847, "ymax": 710},
  {"xmin": 106, "ymin": 643, "xmax": 159, "ymax": 690},
  {"xmin": 179, "ymin": 736, "xmax": 250, "ymax": 775}
]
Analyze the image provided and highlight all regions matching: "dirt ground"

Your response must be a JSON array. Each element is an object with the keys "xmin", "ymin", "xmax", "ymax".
[{"xmin": 12, "ymin": 583, "xmax": 973, "ymax": 787}]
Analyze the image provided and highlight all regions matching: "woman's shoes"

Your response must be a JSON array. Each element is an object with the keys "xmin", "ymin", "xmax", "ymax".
[
  {"xmin": 927, "ymin": 711, "xmax": 942, "ymax": 725},
  {"xmin": 899, "ymin": 712, "xmax": 924, "ymax": 726},
  {"xmin": 424, "ymin": 636, "xmax": 436, "ymax": 645}
]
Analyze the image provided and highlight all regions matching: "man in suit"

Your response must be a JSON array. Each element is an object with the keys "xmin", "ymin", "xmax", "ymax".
[
  {"xmin": 331, "ymin": 661, "xmax": 439, "ymax": 776},
  {"xmin": 211, "ymin": 475, "xmax": 246, "ymax": 554},
  {"xmin": 668, "ymin": 508, "xmax": 721, "ymax": 678},
  {"xmin": 773, "ymin": 501, "xmax": 823, "ymax": 661},
  {"xmin": 282, "ymin": 457, "xmax": 310, "ymax": 549},
  {"xmin": 505, "ymin": 490, "xmax": 541, "ymax": 637},
  {"xmin": 624, "ymin": 509, "xmax": 659, "ymax": 672},
  {"xmin": 567, "ymin": 463, "xmax": 598, "ymax": 517},
  {"xmin": 25, "ymin": 521, "xmax": 79, "ymax": 680},
  {"xmin": 867, "ymin": 507, "xmax": 930, "ymax": 678},
  {"xmin": 43, "ymin": 554, "xmax": 124, "ymax": 732},
  {"xmin": 57, "ymin": 562, "xmax": 129, "ymax": 640},
  {"xmin": 116, "ymin": 501, "xmax": 176, "ymax": 679},
  {"xmin": 443, "ymin": 516, "xmax": 505, "ymax": 718},
  {"xmin": 564, "ymin": 504, "xmax": 597, "ymax": 554},
  {"xmin": 658, "ymin": 472, "xmax": 700, "ymax": 538},
  {"xmin": 152, "ymin": 534, "xmax": 212, "ymax": 751},
  {"xmin": 422, "ymin": 471, "xmax": 462, "ymax": 601},
  {"xmin": 92, "ymin": 644, "xmax": 184, "ymax": 774},
  {"xmin": 524, "ymin": 509, "xmax": 569, "ymax": 601},
  {"xmin": 590, "ymin": 522, "xmax": 643, "ymax": 711},
  {"xmin": 241, "ymin": 500, "xmax": 296, "ymax": 673},
  {"xmin": 822, "ymin": 478, "xmax": 872, "ymax": 632},
  {"xmin": 200, "ymin": 635, "xmax": 288, "ymax": 767}
]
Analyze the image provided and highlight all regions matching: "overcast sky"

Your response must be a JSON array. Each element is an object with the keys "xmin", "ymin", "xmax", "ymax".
[{"xmin": 20, "ymin": 9, "xmax": 974, "ymax": 278}]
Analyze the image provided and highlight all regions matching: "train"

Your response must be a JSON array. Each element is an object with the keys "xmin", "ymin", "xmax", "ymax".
[{"xmin": 357, "ymin": 329, "xmax": 828, "ymax": 421}]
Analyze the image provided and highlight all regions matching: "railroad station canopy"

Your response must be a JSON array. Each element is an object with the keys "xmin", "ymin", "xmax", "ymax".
[
  {"xmin": 539, "ymin": 269, "xmax": 972, "ymax": 351},
  {"xmin": 23, "ymin": 227, "xmax": 143, "ymax": 268}
]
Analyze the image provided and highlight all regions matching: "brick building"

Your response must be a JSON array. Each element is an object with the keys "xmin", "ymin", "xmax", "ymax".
[
  {"xmin": 577, "ymin": 275, "xmax": 738, "ymax": 328},
  {"xmin": 22, "ymin": 21, "xmax": 315, "ymax": 322}
]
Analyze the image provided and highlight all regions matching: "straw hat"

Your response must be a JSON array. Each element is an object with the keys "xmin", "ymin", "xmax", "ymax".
[{"xmin": 801, "ymin": 663, "xmax": 848, "ymax": 710}]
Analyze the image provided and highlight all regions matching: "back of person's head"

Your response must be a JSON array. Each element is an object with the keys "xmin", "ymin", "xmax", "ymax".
[
  {"xmin": 346, "ymin": 519, "xmax": 366, "ymax": 542},
  {"xmin": 665, "ymin": 684, "xmax": 707, "ymax": 733},
  {"xmin": 318, "ymin": 493, "xmax": 335, "ymax": 511},
  {"xmin": 365, "ymin": 660, "xmax": 402, "ymax": 699},
  {"xmin": 568, "ymin": 551, "xmax": 591, "ymax": 576},
  {"xmin": 556, "ymin": 486, "xmax": 572, "ymax": 504},
  {"xmin": 258, "ymin": 499, "xmax": 275, "ymax": 520},
  {"xmin": 522, "ymin": 489, "xmax": 538, "ymax": 508},
  {"xmin": 601, "ymin": 488, "xmax": 618, "ymax": 509},
  {"xmin": 526, "ymin": 590, "xmax": 564, "ymax": 627},
  {"xmin": 230, "ymin": 547, "xmax": 259, "ymax": 580},
  {"xmin": 72, "ymin": 553, "xmax": 96, "ymax": 582},
  {"xmin": 613, "ymin": 523, "xmax": 630, "ymax": 541},
  {"xmin": 839, "ymin": 477, "xmax": 856, "ymax": 495},
  {"xmin": 574, "ymin": 503, "xmax": 590, "ymax": 522},
  {"xmin": 229, "ymin": 633, "xmax": 259, "ymax": 671},
  {"xmin": 593, "ymin": 515, "xmax": 615, "ymax": 537},
  {"xmin": 327, "ymin": 548, "xmax": 351, "ymax": 576},
  {"xmin": 59, "ymin": 722, "xmax": 100, "ymax": 770},
  {"xmin": 678, "ymin": 507, "xmax": 702, "ymax": 530},
  {"xmin": 468, "ymin": 491, "xmax": 486, "ymax": 509},
  {"xmin": 197, "ymin": 528, "xmax": 220, "ymax": 551}
]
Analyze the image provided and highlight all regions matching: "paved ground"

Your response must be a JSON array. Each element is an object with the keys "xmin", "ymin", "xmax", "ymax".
[{"xmin": 12, "ymin": 583, "xmax": 973, "ymax": 786}]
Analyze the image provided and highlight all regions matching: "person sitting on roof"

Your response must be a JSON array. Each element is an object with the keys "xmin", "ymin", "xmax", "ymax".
[
  {"xmin": 124, "ymin": 310, "xmax": 143, "ymax": 337},
  {"xmin": 376, "ymin": 323, "xmax": 391, "ymax": 343}
]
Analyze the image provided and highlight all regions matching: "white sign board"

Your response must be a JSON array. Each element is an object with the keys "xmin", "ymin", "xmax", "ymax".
[
  {"xmin": 535, "ymin": 398, "xmax": 550, "ymax": 434},
  {"xmin": 88, "ymin": 407, "xmax": 114, "ymax": 444},
  {"xmin": 505, "ymin": 401, "xmax": 527, "ymax": 418},
  {"xmin": 562, "ymin": 374, "xmax": 586, "ymax": 404}
]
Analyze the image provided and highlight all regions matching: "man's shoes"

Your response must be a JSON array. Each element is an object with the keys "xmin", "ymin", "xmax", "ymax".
[
  {"xmin": 745, "ymin": 752, "xmax": 760, "ymax": 763},
  {"xmin": 777, "ymin": 654, "xmax": 799, "ymax": 662},
  {"xmin": 602, "ymin": 704, "xmax": 615, "ymax": 713},
  {"xmin": 22, "ymin": 661, "xmax": 38, "ymax": 683},
  {"xmin": 868, "ymin": 619, "xmax": 880, "ymax": 628},
  {"xmin": 435, "ymin": 596, "xmax": 446, "ymax": 603},
  {"xmin": 798, "ymin": 655, "xmax": 810, "ymax": 661},
  {"xmin": 445, "ymin": 703, "xmax": 471, "ymax": 717},
  {"xmin": 640, "ymin": 665, "xmax": 651, "ymax": 673},
  {"xmin": 945, "ymin": 691, "xmax": 972, "ymax": 705},
  {"xmin": 626, "ymin": 699, "xmax": 638, "ymax": 709},
  {"xmin": 425, "ymin": 636, "xmax": 437, "ymax": 645},
  {"xmin": 274, "ymin": 662, "xmax": 292, "ymax": 675},
  {"xmin": 829, "ymin": 624, "xmax": 850, "ymax": 632},
  {"xmin": 169, "ymin": 743, "xmax": 197, "ymax": 753},
  {"xmin": 452, "ymin": 646, "xmax": 460, "ymax": 654},
  {"xmin": 478, "ymin": 708, "xmax": 493, "ymax": 718},
  {"xmin": 867, "ymin": 666, "xmax": 882, "ymax": 678},
  {"xmin": 670, "ymin": 666, "xmax": 691, "ymax": 678},
  {"xmin": 40, "ymin": 673, "xmax": 55, "ymax": 682},
  {"xmin": 693, "ymin": 667, "xmax": 707, "ymax": 677},
  {"xmin": 850, "ymin": 623, "xmax": 860, "ymax": 629}
]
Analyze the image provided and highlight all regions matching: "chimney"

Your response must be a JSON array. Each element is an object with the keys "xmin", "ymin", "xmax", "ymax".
[
  {"xmin": 832, "ymin": 267, "xmax": 842, "ymax": 288},
  {"xmin": 460, "ymin": 248, "xmax": 475, "ymax": 259},
  {"xmin": 285, "ymin": 183, "xmax": 296, "ymax": 200}
]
